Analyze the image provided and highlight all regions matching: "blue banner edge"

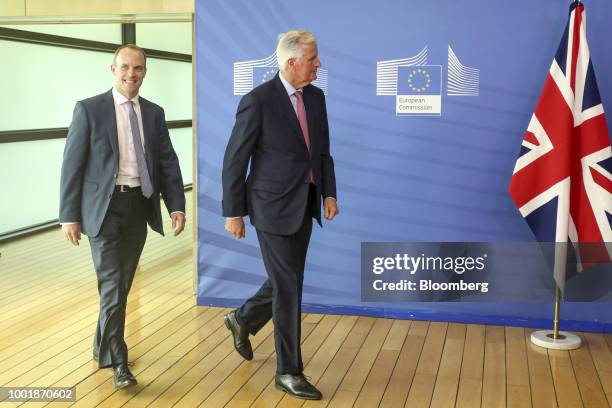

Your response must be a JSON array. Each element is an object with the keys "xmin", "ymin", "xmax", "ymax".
[{"xmin": 197, "ymin": 296, "xmax": 612, "ymax": 333}]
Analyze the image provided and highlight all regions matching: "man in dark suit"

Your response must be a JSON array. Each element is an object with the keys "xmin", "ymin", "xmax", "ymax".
[
  {"xmin": 222, "ymin": 30, "xmax": 339, "ymax": 400},
  {"xmin": 59, "ymin": 44, "xmax": 186, "ymax": 390}
]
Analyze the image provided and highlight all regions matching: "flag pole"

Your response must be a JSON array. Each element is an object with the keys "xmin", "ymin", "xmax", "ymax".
[
  {"xmin": 530, "ymin": 289, "xmax": 581, "ymax": 349},
  {"xmin": 553, "ymin": 285, "xmax": 561, "ymax": 339},
  {"xmin": 530, "ymin": 249, "xmax": 581, "ymax": 350}
]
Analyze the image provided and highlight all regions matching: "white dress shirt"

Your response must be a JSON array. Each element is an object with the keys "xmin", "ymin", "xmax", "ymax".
[
  {"xmin": 278, "ymin": 71, "xmax": 301, "ymax": 115},
  {"xmin": 112, "ymin": 87, "xmax": 146, "ymax": 187}
]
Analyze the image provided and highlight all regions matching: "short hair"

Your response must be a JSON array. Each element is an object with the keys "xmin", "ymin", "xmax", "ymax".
[
  {"xmin": 113, "ymin": 44, "xmax": 147, "ymax": 66},
  {"xmin": 276, "ymin": 30, "xmax": 316, "ymax": 70}
]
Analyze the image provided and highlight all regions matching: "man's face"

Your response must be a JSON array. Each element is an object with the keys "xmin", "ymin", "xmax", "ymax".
[
  {"xmin": 111, "ymin": 48, "xmax": 146, "ymax": 99},
  {"xmin": 289, "ymin": 43, "xmax": 320, "ymax": 88}
]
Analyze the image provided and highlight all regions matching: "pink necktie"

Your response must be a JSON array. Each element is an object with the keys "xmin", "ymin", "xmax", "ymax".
[{"xmin": 294, "ymin": 91, "xmax": 314, "ymax": 183}]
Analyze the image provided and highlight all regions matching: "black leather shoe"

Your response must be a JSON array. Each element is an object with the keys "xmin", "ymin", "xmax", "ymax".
[
  {"xmin": 113, "ymin": 363, "xmax": 137, "ymax": 390},
  {"xmin": 275, "ymin": 373, "xmax": 322, "ymax": 400},
  {"xmin": 224, "ymin": 311, "xmax": 253, "ymax": 360}
]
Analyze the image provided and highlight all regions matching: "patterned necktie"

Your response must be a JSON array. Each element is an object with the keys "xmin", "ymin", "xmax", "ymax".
[
  {"xmin": 127, "ymin": 101, "xmax": 153, "ymax": 198},
  {"xmin": 294, "ymin": 91, "xmax": 315, "ymax": 183}
]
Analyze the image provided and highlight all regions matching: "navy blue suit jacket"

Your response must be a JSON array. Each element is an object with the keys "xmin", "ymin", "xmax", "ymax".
[{"xmin": 222, "ymin": 74, "xmax": 337, "ymax": 235}]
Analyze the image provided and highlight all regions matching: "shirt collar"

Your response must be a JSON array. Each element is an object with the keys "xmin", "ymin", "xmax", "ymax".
[
  {"xmin": 112, "ymin": 86, "xmax": 140, "ymax": 106},
  {"xmin": 278, "ymin": 71, "xmax": 302, "ymax": 97}
]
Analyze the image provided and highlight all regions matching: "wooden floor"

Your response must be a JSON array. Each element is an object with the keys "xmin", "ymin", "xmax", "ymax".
[{"xmin": 1, "ymin": 192, "xmax": 612, "ymax": 407}]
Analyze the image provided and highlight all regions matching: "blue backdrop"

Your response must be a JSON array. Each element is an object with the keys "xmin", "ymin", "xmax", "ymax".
[{"xmin": 195, "ymin": 0, "xmax": 612, "ymax": 332}]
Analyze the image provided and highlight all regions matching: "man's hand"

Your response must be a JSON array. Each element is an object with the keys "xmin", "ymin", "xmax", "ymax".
[
  {"xmin": 324, "ymin": 197, "xmax": 340, "ymax": 221},
  {"xmin": 171, "ymin": 212, "xmax": 186, "ymax": 236},
  {"xmin": 225, "ymin": 217, "xmax": 246, "ymax": 239},
  {"xmin": 62, "ymin": 223, "xmax": 82, "ymax": 246}
]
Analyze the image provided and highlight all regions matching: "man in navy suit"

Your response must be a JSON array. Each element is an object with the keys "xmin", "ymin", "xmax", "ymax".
[
  {"xmin": 222, "ymin": 30, "xmax": 339, "ymax": 400},
  {"xmin": 59, "ymin": 44, "xmax": 185, "ymax": 390}
]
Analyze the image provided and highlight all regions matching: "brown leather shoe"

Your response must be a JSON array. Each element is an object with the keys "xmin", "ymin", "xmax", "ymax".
[
  {"xmin": 275, "ymin": 373, "xmax": 322, "ymax": 400},
  {"xmin": 113, "ymin": 363, "xmax": 137, "ymax": 390},
  {"xmin": 224, "ymin": 310, "xmax": 253, "ymax": 360}
]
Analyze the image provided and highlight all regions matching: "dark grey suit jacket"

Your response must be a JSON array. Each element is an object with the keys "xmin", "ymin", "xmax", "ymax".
[
  {"xmin": 59, "ymin": 89, "xmax": 185, "ymax": 237},
  {"xmin": 222, "ymin": 74, "xmax": 336, "ymax": 235}
]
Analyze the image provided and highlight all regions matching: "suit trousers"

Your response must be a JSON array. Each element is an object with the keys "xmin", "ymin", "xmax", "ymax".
[
  {"xmin": 236, "ymin": 184, "xmax": 316, "ymax": 374},
  {"xmin": 88, "ymin": 188, "xmax": 148, "ymax": 368}
]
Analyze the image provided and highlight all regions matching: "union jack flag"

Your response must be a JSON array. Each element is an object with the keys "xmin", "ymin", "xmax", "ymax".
[{"xmin": 509, "ymin": 1, "xmax": 612, "ymax": 288}]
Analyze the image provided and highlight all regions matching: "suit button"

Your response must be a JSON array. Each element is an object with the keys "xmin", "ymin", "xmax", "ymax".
[{"xmin": 114, "ymin": 173, "xmax": 117, "ymax": 178}]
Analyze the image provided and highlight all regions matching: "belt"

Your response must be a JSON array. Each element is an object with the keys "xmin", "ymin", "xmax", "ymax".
[{"xmin": 115, "ymin": 185, "xmax": 142, "ymax": 193}]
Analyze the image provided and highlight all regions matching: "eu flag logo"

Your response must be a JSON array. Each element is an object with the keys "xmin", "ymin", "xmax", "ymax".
[
  {"xmin": 397, "ymin": 66, "xmax": 441, "ymax": 96},
  {"xmin": 253, "ymin": 67, "xmax": 279, "ymax": 85}
]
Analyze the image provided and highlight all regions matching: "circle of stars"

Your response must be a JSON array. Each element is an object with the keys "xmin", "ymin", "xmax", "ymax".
[{"xmin": 407, "ymin": 68, "xmax": 432, "ymax": 93}]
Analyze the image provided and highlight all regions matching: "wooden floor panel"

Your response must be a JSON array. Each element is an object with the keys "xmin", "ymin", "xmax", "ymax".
[{"xmin": 1, "ymin": 192, "xmax": 610, "ymax": 407}]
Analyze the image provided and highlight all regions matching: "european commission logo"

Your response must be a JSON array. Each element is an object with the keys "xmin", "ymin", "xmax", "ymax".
[
  {"xmin": 376, "ymin": 45, "xmax": 479, "ymax": 116},
  {"xmin": 396, "ymin": 66, "xmax": 442, "ymax": 116},
  {"xmin": 233, "ymin": 52, "xmax": 328, "ymax": 95}
]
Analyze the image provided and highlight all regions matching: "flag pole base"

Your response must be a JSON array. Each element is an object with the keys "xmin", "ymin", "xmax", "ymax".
[{"xmin": 531, "ymin": 330, "xmax": 581, "ymax": 350}]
